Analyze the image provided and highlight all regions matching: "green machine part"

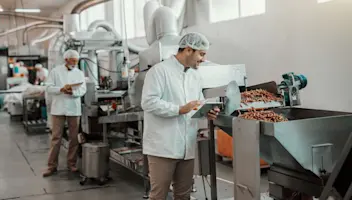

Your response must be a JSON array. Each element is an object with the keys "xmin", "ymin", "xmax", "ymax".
[{"xmin": 280, "ymin": 72, "xmax": 308, "ymax": 105}]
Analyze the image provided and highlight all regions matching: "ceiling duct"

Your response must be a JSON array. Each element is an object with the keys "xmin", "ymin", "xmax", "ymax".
[
  {"xmin": 0, "ymin": 12, "xmax": 63, "ymax": 22},
  {"xmin": 23, "ymin": 24, "xmax": 63, "ymax": 45}
]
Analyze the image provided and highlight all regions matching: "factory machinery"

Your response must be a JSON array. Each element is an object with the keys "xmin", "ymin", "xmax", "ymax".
[
  {"xmin": 44, "ymin": 0, "xmax": 352, "ymax": 199},
  {"xmin": 191, "ymin": 71, "xmax": 352, "ymax": 200}
]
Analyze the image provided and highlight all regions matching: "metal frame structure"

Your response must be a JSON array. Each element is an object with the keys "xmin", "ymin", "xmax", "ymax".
[
  {"xmin": 208, "ymin": 107, "xmax": 352, "ymax": 200},
  {"xmin": 22, "ymin": 94, "xmax": 47, "ymax": 134}
]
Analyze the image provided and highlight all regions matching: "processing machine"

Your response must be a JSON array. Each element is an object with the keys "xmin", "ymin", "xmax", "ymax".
[
  {"xmin": 48, "ymin": 0, "xmax": 351, "ymax": 198},
  {"xmin": 192, "ymin": 72, "xmax": 352, "ymax": 200}
]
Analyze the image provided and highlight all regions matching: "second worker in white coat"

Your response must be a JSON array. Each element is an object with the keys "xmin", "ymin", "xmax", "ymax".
[
  {"xmin": 43, "ymin": 49, "xmax": 86, "ymax": 177},
  {"xmin": 142, "ymin": 32, "xmax": 220, "ymax": 200}
]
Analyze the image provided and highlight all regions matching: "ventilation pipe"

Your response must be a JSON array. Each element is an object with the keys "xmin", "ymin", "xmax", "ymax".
[
  {"xmin": 145, "ymin": 6, "xmax": 179, "ymax": 45},
  {"xmin": 169, "ymin": 0, "xmax": 186, "ymax": 19},
  {"xmin": 71, "ymin": 0, "xmax": 111, "ymax": 14},
  {"xmin": 0, "ymin": 21, "xmax": 49, "ymax": 37},
  {"xmin": 144, "ymin": 0, "xmax": 162, "ymax": 45},
  {"xmin": 31, "ymin": 30, "xmax": 61, "ymax": 46},
  {"xmin": 0, "ymin": 12, "xmax": 63, "ymax": 23},
  {"xmin": 35, "ymin": 30, "xmax": 49, "ymax": 41},
  {"xmin": 87, "ymin": 20, "xmax": 144, "ymax": 54},
  {"xmin": 63, "ymin": 14, "xmax": 80, "ymax": 34},
  {"xmin": 23, "ymin": 24, "xmax": 63, "ymax": 45},
  {"xmin": 144, "ymin": 0, "xmax": 186, "ymax": 45}
]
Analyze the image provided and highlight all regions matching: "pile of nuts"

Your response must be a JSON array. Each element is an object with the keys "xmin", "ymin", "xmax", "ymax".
[
  {"xmin": 238, "ymin": 108, "xmax": 288, "ymax": 122},
  {"xmin": 241, "ymin": 89, "xmax": 282, "ymax": 104}
]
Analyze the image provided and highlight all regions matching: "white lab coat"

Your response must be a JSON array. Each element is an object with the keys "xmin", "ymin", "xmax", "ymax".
[
  {"xmin": 37, "ymin": 68, "xmax": 49, "ymax": 82},
  {"xmin": 46, "ymin": 65, "xmax": 86, "ymax": 116},
  {"xmin": 141, "ymin": 56, "xmax": 204, "ymax": 160}
]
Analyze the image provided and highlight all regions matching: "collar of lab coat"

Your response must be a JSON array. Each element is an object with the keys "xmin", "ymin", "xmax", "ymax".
[{"xmin": 171, "ymin": 55, "xmax": 189, "ymax": 73}]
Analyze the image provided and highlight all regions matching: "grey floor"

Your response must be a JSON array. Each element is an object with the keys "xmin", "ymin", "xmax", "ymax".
[{"xmin": 0, "ymin": 112, "xmax": 269, "ymax": 200}]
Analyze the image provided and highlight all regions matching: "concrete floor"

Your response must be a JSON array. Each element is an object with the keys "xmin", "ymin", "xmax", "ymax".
[{"xmin": 0, "ymin": 112, "xmax": 269, "ymax": 200}]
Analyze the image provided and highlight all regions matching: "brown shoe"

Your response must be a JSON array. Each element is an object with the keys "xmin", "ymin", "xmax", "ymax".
[
  {"xmin": 68, "ymin": 166, "xmax": 79, "ymax": 173},
  {"xmin": 43, "ymin": 168, "xmax": 57, "ymax": 177}
]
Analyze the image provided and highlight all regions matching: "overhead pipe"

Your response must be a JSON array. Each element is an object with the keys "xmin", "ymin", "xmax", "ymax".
[
  {"xmin": 31, "ymin": 30, "xmax": 61, "ymax": 46},
  {"xmin": 27, "ymin": 29, "xmax": 49, "ymax": 45},
  {"xmin": 145, "ymin": 6, "xmax": 178, "ymax": 46},
  {"xmin": 169, "ymin": 0, "xmax": 186, "ymax": 19},
  {"xmin": 35, "ymin": 30, "xmax": 49, "ymax": 41},
  {"xmin": 143, "ymin": 0, "xmax": 186, "ymax": 45},
  {"xmin": 144, "ymin": 0, "xmax": 161, "ymax": 45},
  {"xmin": 70, "ymin": 0, "xmax": 146, "ymax": 53},
  {"xmin": 71, "ymin": 0, "xmax": 111, "ymax": 14},
  {"xmin": 0, "ymin": 12, "xmax": 63, "ymax": 22},
  {"xmin": 23, "ymin": 24, "xmax": 63, "ymax": 45},
  {"xmin": 87, "ymin": 20, "xmax": 145, "ymax": 54},
  {"xmin": 0, "ymin": 21, "xmax": 48, "ymax": 37}
]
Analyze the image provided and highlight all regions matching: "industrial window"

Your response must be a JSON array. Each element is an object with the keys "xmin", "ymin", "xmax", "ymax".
[
  {"xmin": 112, "ymin": 0, "xmax": 149, "ymax": 39},
  {"xmin": 210, "ymin": 0, "xmax": 266, "ymax": 23}
]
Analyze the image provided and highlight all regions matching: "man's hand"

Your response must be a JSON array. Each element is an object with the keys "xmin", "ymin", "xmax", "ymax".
[
  {"xmin": 60, "ymin": 84, "xmax": 73, "ymax": 95},
  {"xmin": 64, "ymin": 90, "xmax": 73, "ymax": 95},
  {"xmin": 63, "ymin": 84, "xmax": 72, "ymax": 91},
  {"xmin": 179, "ymin": 100, "xmax": 201, "ymax": 115},
  {"xmin": 207, "ymin": 106, "xmax": 220, "ymax": 120}
]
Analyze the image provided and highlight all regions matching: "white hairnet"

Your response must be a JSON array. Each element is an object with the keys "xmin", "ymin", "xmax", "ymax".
[
  {"xmin": 63, "ymin": 49, "xmax": 80, "ymax": 60},
  {"xmin": 35, "ymin": 63, "xmax": 43, "ymax": 69},
  {"xmin": 179, "ymin": 32, "xmax": 210, "ymax": 51}
]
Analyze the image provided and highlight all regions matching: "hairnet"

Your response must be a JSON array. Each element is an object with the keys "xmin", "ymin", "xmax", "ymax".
[
  {"xmin": 179, "ymin": 32, "xmax": 210, "ymax": 51},
  {"xmin": 35, "ymin": 63, "xmax": 43, "ymax": 69},
  {"xmin": 63, "ymin": 49, "xmax": 80, "ymax": 60}
]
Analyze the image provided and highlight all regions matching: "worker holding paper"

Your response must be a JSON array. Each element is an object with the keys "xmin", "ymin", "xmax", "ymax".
[
  {"xmin": 141, "ymin": 32, "xmax": 220, "ymax": 200},
  {"xmin": 43, "ymin": 49, "xmax": 86, "ymax": 177}
]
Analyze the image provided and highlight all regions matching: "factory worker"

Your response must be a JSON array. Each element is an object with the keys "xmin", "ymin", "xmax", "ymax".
[
  {"xmin": 141, "ymin": 32, "xmax": 220, "ymax": 200},
  {"xmin": 43, "ymin": 49, "xmax": 86, "ymax": 177},
  {"xmin": 34, "ymin": 63, "xmax": 49, "ymax": 85}
]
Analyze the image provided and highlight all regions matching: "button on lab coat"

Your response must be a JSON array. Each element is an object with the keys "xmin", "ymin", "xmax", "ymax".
[
  {"xmin": 46, "ymin": 65, "xmax": 86, "ymax": 116},
  {"xmin": 141, "ymin": 56, "xmax": 204, "ymax": 160}
]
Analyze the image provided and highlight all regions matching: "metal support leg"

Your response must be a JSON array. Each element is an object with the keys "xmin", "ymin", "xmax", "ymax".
[
  {"xmin": 103, "ymin": 123, "xmax": 108, "ymax": 143},
  {"xmin": 143, "ymin": 155, "xmax": 150, "ymax": 199},
  {"xmin": 320, "ymin": 133, "xmax": 352, "ymax": 200},
  {"xmin": 209, "ymin": 120, "xmax": 218, "ymax": 200}
]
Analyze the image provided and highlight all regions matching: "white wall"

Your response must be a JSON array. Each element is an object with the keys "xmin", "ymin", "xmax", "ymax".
[{"xmin": 187, "ymin": 0, "xmax": 352, "ymax": 112}]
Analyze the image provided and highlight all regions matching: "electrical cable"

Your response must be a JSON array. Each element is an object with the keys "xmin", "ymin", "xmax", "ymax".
[
  {"xmin": 82, "ymin": 59, "xmax": 99, "ymax": 82},
  {"xmin": 80, "ymin": 57, "xmax": 123, "ymax": 73}
]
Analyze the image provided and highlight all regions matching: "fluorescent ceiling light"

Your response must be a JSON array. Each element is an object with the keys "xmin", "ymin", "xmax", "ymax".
[
  {"xmin": 0, "ymin": 8, "xmax": 3, "ymax": 12},
  {"xmin": 15, "ymin": 8, "xmax": 41, "ymax": 13}
]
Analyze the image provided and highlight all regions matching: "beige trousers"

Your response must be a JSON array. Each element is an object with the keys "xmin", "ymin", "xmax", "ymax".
[
  {"xmin": 47, "ymin": 115, "xmax": 80, "ymax": 170},
  {"xmin": 148, "ymin": 155, "xmax": 194, "ymax": 200}
]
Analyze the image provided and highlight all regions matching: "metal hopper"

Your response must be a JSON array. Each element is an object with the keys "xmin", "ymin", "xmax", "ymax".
[
  {"xmin": 213, "ymin": 107, "xmax": 352, "ymax": 199},
  {"xmin": 196, "ymin": 78, "xmax": 352, "ymax": 200}
]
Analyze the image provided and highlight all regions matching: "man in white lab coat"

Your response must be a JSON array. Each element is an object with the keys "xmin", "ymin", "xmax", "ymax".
[
  {"xmin": 34, "ymin": 63, "xmax": 49, "ymax": 85},
  {"xmin": 141, "ymin": 32, "xmax": 220, "ymax": 200},
  {"xmin": 43, "ymin": 49, "xmax": 87, "ymax": 177}
]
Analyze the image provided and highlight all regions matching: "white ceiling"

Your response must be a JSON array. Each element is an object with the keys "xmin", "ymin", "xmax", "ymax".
[{"xmin": 0, "ymin": 0, "xmax": 70, "ymax": 15}]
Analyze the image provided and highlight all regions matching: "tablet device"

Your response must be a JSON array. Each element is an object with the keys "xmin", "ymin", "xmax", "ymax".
[{"xmin": 191, "ymin": 102, "xmax": 223, "ymax": 119}]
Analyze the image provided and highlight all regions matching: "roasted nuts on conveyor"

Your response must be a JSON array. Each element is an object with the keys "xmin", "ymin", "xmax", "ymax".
[
  {"xmin": 238, "ymin": 108, "xmax": 288, "ymax": 122},
  {"xmin": 241, "ymin": 89, "xmax": 282, "ymax": 104}
]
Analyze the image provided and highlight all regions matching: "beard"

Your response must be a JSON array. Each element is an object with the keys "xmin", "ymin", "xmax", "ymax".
[{"xmin": 67, "ymin": 65, "xmax": 75, "ymax": 70}]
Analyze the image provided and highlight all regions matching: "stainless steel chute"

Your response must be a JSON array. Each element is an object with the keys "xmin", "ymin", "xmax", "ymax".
[
  {"xmin": 215, "ymin": 107, "xmax": 352, "ymax": 177},
  {"xmin": 196, "ymin": 76, "xmax": 352, "ymax": 200}
]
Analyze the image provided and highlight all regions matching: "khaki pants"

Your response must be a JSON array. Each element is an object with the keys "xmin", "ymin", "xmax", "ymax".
[
  {"xmin": 148, "ymin": 155, "xmax": 194, "ymax": 200},
  {"xmin": 47, "ymin": 115, "xmax": 80, "ymax": 170}
]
